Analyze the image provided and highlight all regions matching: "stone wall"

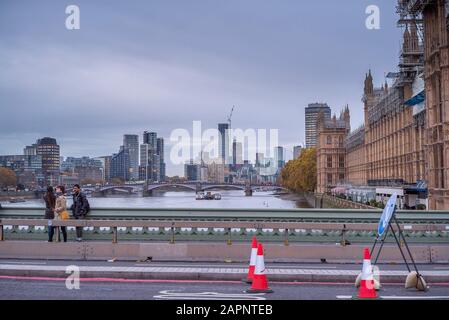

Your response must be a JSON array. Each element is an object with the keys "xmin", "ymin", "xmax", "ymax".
[{"xmin": 310, "ymin": 193, "xmax": 376, "ymax": 209}]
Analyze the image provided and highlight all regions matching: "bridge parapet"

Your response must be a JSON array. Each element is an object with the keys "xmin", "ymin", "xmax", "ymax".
[
  {"xmin": 1, "ymin": 217, "xmax": 449, "ymax": 244},
  {"xmin": 1, "ymin": 206, "xmax": 449, "ymax": 244}
]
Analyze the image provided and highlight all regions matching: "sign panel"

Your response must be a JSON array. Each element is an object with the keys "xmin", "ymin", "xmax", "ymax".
[{"xmin": 377, "ymin": 193, "xmax": 397, "ymax": 237}]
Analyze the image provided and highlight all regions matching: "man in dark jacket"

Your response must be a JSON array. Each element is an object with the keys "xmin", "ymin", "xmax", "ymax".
[{"xmin": 70, "ymin": 184, "xmax": 89, "ymax": 242}]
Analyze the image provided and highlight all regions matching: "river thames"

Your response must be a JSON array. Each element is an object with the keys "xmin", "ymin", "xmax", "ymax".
[{"xmin": 2, "ymin": 191, "xmax": 312, "ymax": 209}]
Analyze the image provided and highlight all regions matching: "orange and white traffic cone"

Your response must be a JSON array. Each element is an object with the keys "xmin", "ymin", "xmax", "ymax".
[
  {"xmin": 356, "ymin": 248, "xmax": 377, "ymax": 299},
  {"xmin": 246, "ymin": 243, "xmax": 273, "ymax": 293},
  {"xmin": 242, "ymin": 236, "xmax": 258, "ymax": 283}
]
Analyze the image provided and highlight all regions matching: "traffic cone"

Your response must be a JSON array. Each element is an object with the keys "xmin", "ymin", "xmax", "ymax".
[
  {"xmin": 246, "ymin": 243, "xmax": 273, "ymax": 293},
  {"xmin": 355, "ymin": 248, "xmax": 377, "ymax": 299},
  {"xmin": 242, "ymin": 236, "xmax": 258, "ymax": 283}
]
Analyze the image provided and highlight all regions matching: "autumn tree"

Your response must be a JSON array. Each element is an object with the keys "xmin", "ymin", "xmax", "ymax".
[
  {"xmin": 0, "ymin": 167, "xmax": 18, "ymax": 189},
  {"xmin": 111, "ymin": 177, "xmax": 125, "ymax": 185},
  {"xmin": 80, "ymin": 178, "xmax": 103, "ymax": 185},
  {"xmin": 280, "ymin": 148, "xmax": 317, "ymax": 193}
]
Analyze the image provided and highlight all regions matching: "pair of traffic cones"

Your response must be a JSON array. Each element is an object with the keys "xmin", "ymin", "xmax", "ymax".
[
  {"xmin": 243, "ymin": 236, "xmax": 273, "ymax": 293},
  {"xmin": 355, "ymin": 248, "xmax": 378, "ymax": 299}
]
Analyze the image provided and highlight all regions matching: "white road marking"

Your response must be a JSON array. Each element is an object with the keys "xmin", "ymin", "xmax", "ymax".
[
  {"xmin": 0, "ymin": 261, "xmax": 47, "ymax": 265},
  {"xmin": 336, "ymin": 295, "xmax": 353, "ymax": 299},
  {"xmin": 154, "ymin": 290, "xmax": 266, "ymax": 300}
]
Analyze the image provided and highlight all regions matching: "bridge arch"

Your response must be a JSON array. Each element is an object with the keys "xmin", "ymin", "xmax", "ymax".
[
  {"xmin": 99, "ymin": 185, "xmax": 138, "ymax": 193},
  {"xmin": 202, "ymin": 185, "xmax": 246, "ymax": 191},
  {"xmin": 146, "ymin": 184, "xmax": 197, "ymax": 192}
]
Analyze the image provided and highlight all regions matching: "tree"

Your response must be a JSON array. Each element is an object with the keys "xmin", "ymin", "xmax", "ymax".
[
  {"xmin": 111, "ymin": 177, "xmax": 125, "ymax": 185},
  {"xmin": 0, "ymin": 167, "xmax": 18, "ymax": 189},
  {"xmin": 80, "ymin": 178, "xmax": 102, "ymax": 185},
  {"xmin": 280, "ymin": 148, "xmax": 317, "ymax": 193}
]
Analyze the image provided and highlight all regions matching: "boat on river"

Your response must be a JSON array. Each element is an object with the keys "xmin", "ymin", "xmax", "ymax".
[
  {"xmin": 196, "ymin": 192, "xmax": 221, "ymax": 200},
  {"xmin": 9, "ymin": 198, "xmax": 26, "ymax": 203}
]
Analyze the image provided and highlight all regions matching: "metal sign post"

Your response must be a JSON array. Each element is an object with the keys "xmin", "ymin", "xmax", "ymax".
[{"xmin": 369, "ymin": 194, "xmax": 426, "ymax": 290}]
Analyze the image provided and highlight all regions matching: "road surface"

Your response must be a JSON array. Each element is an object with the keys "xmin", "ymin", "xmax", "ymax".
[{"xmin": 1, "ymin": 276, "xmax": 449, "ymax": 300}]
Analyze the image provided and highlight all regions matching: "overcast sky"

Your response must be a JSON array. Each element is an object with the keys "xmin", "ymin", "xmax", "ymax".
[{"xmin": 0, "ymin": 0, "xmax": 402, "ymax": 176}]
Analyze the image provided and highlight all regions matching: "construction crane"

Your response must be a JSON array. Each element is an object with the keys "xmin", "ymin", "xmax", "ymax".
[{"xmin": 227, "ymin": 105, "xmax": 235, "ymax": 129}]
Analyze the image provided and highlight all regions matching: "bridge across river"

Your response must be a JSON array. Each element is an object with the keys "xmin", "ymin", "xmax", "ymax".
[{"xmin": 84, "ymin": 183, "xmax": 287, "ymax": 196}]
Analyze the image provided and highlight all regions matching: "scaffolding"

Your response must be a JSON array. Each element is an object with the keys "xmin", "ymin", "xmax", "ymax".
[
  {"xmin": 346, "ymin": 125, "xmax": 365, "ymax": 152},
  {"xmin": 368, "ymin": 87, "xmax": 404, "ymax": 125},
  {"xmin": 393, "ymin": 0, "xmax": 425, "ymax": 88},
  {"xmin": 397, "ymin": 0, "xmax": 435, "ymax": 16}
]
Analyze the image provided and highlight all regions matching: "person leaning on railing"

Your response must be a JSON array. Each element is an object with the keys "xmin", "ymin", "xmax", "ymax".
[
  {"xmin": 70, "ymin": 184, "xmax": 90, "ymax": 242},
  {"xmin": 54, "ymin": 185, "xmax": 68, "ymax": 242},
  {"xmin": 43, "ymin": 186, "xmax": 55, "ymax": 242}
]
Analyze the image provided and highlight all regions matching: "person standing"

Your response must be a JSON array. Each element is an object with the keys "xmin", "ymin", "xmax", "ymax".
[
  {"xmin": 43, "ymin": 186, "xmax": 56, "ymax": 242},
  {"xmin": 54, "ymin": 185, "xmax": 68, "ymax": 242},
  {"xmin": 70, "ymin": 184, "xmax": 89, "ymax": 242}
]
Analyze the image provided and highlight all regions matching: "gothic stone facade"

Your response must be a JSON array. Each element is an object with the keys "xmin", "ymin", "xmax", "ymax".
[
  {"xmin": 362, "ymin": 71, "xmax": 426, "ymax": 187},
  {"xmin": 316, "ymin": 107, "xmax": 350, "ymax": 193},
  {"xmin": 345, "ymin": 126, "xmax": 366, "ymax": 186},
  {"xmin": 420, "ymin": 1, "xmax": 449, "ymax": 209}
]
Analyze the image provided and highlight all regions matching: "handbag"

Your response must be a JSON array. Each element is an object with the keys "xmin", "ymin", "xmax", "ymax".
[{"xmin": 60, "ymin": 210, "xmax": 69, "ymax": 220}]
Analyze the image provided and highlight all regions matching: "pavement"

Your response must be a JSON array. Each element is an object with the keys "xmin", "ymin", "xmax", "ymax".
[{"xmin": 1, "ymin": 259, "xmax": 449, "ymax": 283}]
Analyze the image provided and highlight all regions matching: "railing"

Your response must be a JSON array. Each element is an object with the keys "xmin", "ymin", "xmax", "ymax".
[
  {"xmin": 1, "ymin": 206, "xmax": 449, "ymax": 244},
  {"xmin": 3, "ymin": 205, "xmax": 449, "ymax": 221}
]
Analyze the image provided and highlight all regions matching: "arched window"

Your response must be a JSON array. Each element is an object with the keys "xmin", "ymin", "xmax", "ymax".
[{"xmin": 327, "ymin": 136, "xmax": 332, "ymax": 144}]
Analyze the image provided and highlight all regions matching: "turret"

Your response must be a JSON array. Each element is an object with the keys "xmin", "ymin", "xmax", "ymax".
[
  {"xmin": 343, "ymin": 104, "xmax": 350, "ymax": 131},
  {"xmin": 364, "ymin": 70, "xmax": 374, "ymax": 95}
]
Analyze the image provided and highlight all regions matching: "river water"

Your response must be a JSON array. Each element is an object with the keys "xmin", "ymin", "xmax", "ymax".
[{"xmin": 2, "ymin": 191, "xmax": 312, "ymax": 209}]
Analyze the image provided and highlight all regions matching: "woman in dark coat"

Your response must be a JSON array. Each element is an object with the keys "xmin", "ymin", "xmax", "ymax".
[{"xmin": 43, "ymin": 186, "xmax": 56, "ymax": 242}]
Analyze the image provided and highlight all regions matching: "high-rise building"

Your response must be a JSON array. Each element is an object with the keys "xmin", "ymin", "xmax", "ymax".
[
  {"xmin": 232, "ymin": 139, "xmax": 243, "ymax": 167},
  {"xmin": 293, "ymin": 146, "xmax": 302, "ymax": 159},
  {"xmin": 218, "ymin": 123, "xmax": 230, "ymax": 163},
  {"xmin": 305, "ymin": 103, "xmax": 331, "ymax": 148},
  {"xmin": 110, "ymin": 146, "xmax": 129, "ymax": 181},
  {"xmin": 23, "ymin": 145, "xmax": 37, "ymax": 156},
  {"xmin": 206, "ymin": 159, "xmax": 225, "ymax": 183},
  {"xmin": 123, "ymin": 134, "xmax": 139, "ymax": 180},
  {"xmin": 157, "ymin": 138, "xmax": 165, "ymax": 181},
  {"xmin": 23, "ymin": 155, "xmax": 42, "ymax": 172},
  {"xmin": 275, "ymin": 146, "xmax": 285, "ymax": 169},
  {"xmin": 139, "ymin": 132, "xmax": 165, "ymax": 182},
  {"xmin": 35, "ymin": 137, "xmax": 60, "ymax": 186},
  {"xmin": 139, "ymin": 144, "xmax": 153, "ymax": 181},
  {"xmin": 96, "ymin": 156, "xmax": 112, "ymax": 182},
  {"xmin": 184, "ymin": 160, "xmax": 201, "ymax": 181},
  {"xmin": 152, "ymin": 154, "xmax": 161, "ymax": 182},
  {"xmin": 143, "ymin": 131, "xmax": 157, "ymax": 146},
  {"xmin": 255, "ymin": 153, "xmax": 264, "ymax": 167}
]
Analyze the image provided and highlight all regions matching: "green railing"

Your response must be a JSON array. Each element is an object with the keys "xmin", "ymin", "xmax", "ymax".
[
  {"xmin": 1, "ymin": 206, "xmax": 448, "ymax": 243},
  {"xmin": 2, "ymin": 205, "xmax": 449, "ymax": 221}
]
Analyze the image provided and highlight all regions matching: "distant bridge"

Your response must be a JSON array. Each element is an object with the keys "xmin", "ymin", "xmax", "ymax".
[{"xmin": 83, "ymin": 183, "xmax": 287, "ymax": 197}]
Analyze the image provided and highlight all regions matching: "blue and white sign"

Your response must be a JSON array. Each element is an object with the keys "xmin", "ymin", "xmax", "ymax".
[{"xmin": 377, "ymin": 194, "xmax": 397, "ymax": 237}]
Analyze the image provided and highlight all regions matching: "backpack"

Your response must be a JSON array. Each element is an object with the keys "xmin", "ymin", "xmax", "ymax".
[
  {"xmin": 83, "ymin": 195, "xmax": 91, "ymax": 214},
  {"xmin": 79, "ymin": 193, "xmax": 90, "ymax": 215}
]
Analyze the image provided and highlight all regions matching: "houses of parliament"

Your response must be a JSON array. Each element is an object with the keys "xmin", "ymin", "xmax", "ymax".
[{"xmin": 316, "ymin": 0, "xmax": 449, "ymax": 210}]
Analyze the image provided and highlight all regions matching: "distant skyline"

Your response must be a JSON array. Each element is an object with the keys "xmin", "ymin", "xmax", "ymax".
[{"xmin": 0, "ymin": 1, "xmax": 402, "ymax": 176}]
